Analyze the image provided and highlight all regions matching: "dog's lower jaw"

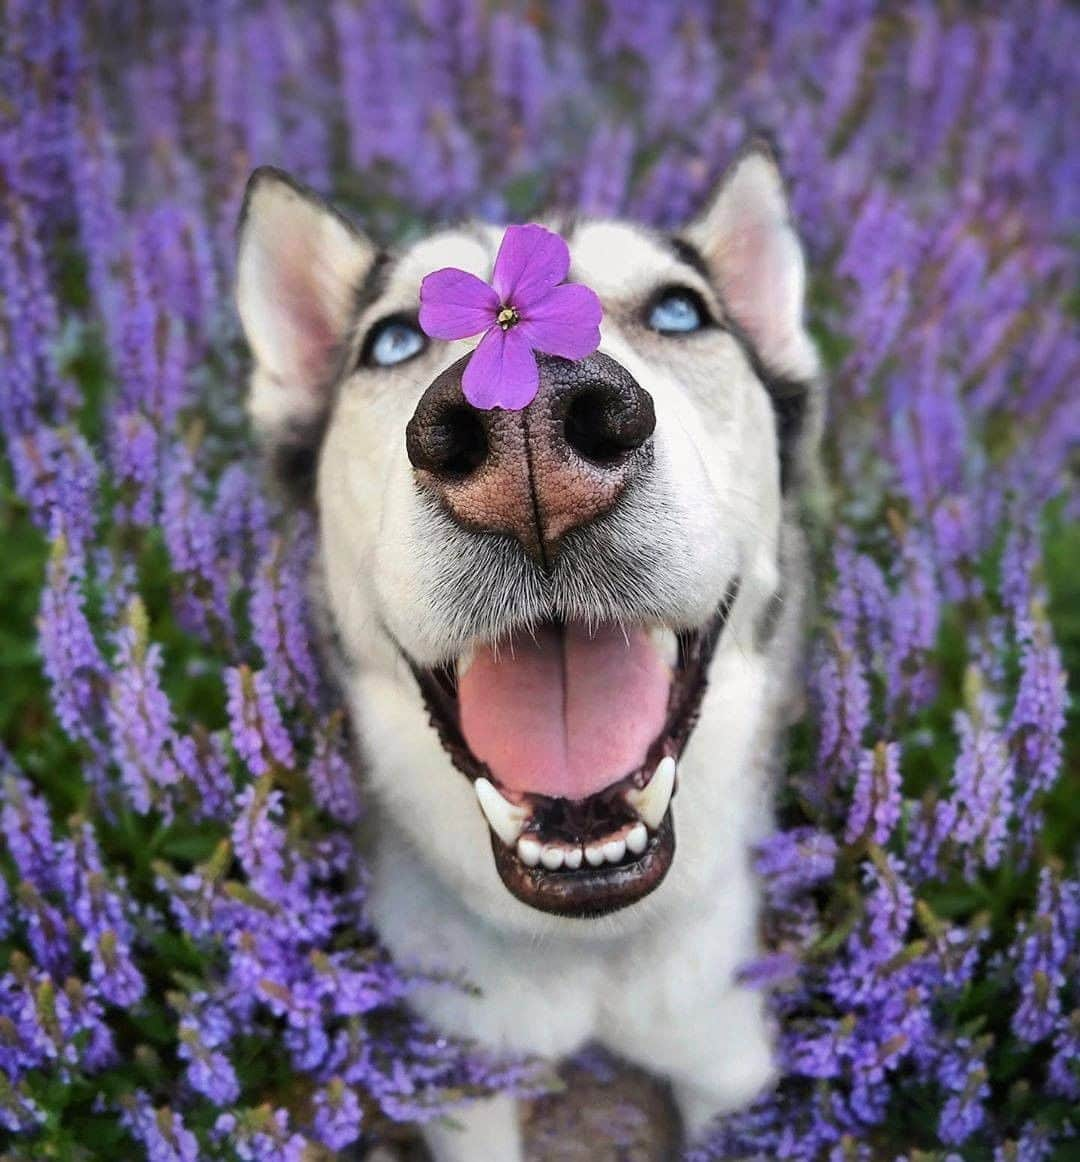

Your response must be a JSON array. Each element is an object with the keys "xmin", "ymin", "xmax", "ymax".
[
  {"xmin": 362, "ymin": 636, "xmax": 781, "ymax": 1159},
  {"xmin": 366, "ymin": 793, "xmax": 776, "ymax": 1161},
  {"xmin": 352, "ymin": 528, "xmax": 805, "ymax": 1158}
]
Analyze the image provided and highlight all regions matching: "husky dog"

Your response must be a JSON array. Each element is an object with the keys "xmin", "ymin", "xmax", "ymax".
[{"xmin": 235, "ymin": 142, "xmax": 822, "ymax": 1161}]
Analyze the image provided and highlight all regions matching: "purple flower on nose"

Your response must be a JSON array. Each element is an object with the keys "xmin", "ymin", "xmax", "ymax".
[{"xmin": 419, "ymin": 223, "xmax": 603, "ymax": 410}]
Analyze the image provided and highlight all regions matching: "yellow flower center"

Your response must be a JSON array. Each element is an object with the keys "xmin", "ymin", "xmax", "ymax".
[{"xmin": 496, "ymin": 305, "xmax": 519, "ymax": 330}]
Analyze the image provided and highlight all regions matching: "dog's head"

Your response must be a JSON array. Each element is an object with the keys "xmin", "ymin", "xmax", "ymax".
[{"xmin": 236, "ymin": 145, "xmax": 820, "ymax": 923}]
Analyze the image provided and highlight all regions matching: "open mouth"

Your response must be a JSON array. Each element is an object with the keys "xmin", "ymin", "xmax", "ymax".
[{"xmin": 411, "ymin": 580, "xmax": 739, "ymax": 917}]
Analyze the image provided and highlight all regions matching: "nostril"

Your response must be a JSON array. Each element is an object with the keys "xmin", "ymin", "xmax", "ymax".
[
  {"xmin": 565, "ymin": 390, "xmax": 624, "ymax": 465},
  {"xmin": 407, "ymin": 405, "xmax": 488, "ymax": 479},
  {"xmin": 564, "ymin": 386, "xmax": 656, "ymax": 466}
]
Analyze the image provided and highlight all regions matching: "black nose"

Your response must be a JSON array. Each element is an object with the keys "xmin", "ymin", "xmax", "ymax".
[
  {"xmin": 406, "ymin": 352, "xmax": 655, "ymax": 559},
  {"xmin": 560, "ymin": 360, "xmax": 656, "ymax": 464}
]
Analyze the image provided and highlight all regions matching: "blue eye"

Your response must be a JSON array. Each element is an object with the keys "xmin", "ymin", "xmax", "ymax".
[
  {"xmin": 367, "ymin": 318, "xmax": 426, "ymax": 367},
  {"xmin": 648, "ymin": 289, "xmax": 707, "ymax": 334}
]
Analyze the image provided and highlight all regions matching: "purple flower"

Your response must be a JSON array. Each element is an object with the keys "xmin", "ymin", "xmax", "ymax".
[
  {"xmin": 1012, "ymin": 868, "xmax": 1078, "ymax": 1044},
  {"xmin": 120, "ymin": 1093, "xmax": 200, "ymax": 1162},
  {"xmin": 1009, "ymin": 619, "xmax": 1067, "ymax": 845},
  {"xmin": 0, "ymin": 1075, "xmax": 45, "ymax": 1134},
  {"xmin": 213, "ymin": 1106, "xmax": 308, "ymax": 1162},
  {"xmin": 308, "ymin": 714, "xmax": 362, "ymax": 825},
  {"xmin": 250, "ymin": 525, "xmax": 322, "ymax": 710},
  {"xmin": 106, "ymin": 623, "xmax": 183, "ymax": 815},
  {"xmin": 0, "ymin": 767, "xmax": 58, "ymax": 893},
  {"xmin": 64, "ymin": 822, "xmax": 145, "ymax": 1008},
  {"xmin": 862, "ymin": 851, "xmax": 915, "ymax": 962},
  {"xmin": 109, "ymin": 411, "xmax": 159, "ymax": 528},
  {"xmin": 937, "ymin": 1039, "xmax": 990, "ymax": 1145},
  {"xmin": 37, "ymin": 540, "xmax": 108, "ymax": 755},
  {"xmin": 418, "ymin": 224, "xmax": 602, "ymax": 410},
  {"xmin": 9, "ymin": 426, "xmax": 99, "ymax": 552},
  {"xmin": 949, "ymin": 691, "xmax": 1015, "ymax": 877},
  {"xmin": 230, "ymin": 782, "xmax": 287, "ymax": 899},
  {"xmin": 0, "ymin": 201, "xmax": 80, "ymax": 439},
  {"xmin": 15, "ymin": 881, "xmax": 71, "ymax": 977},
  {"xmin": 811, "ymin": 632, "xmax": 871, "ymax": 799},
  {"xmin": 172, "ymin": 730, "xmax": 234, "ymax": 822},
  {"xmin": 2, "ymin": 2, "xmax": 1079, "ymax": 1157},
  {"xmin": 311, "ymin": 1079, "xmax": 363, "ymax": 1149},
  {"xmin": 907, "ymin": 794, "xmax": 959, "ymax": 884},
  {"xmin": 755, "ymin": 827, "xmax": 837, "ymax": 907},
  {"xmin": 224, "ymin": 666, "xmax": 296, "ymax": 776},
  {"xmin": 845, "ymin": 742, "xmax": 902, "ymax": 846},
  {"xmin": 178, "ymin": 1010, "xmax": 240, "ymax": 1104},
  {"xmin": 994, "ymin": 1123, "xmax": 1056, "ymax": 1162}
]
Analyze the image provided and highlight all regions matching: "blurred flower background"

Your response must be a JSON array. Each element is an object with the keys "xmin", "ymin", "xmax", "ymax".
[{"xmin": 1, "ymin": 1, "xmax": 1078, "ymax": 1158}]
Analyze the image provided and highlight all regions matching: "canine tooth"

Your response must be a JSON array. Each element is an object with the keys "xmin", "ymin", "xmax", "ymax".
[
  {"xmin": 564, "ymin": 846, "xmax": 583, "ymax": 870},
  {"xmin": 540, "ymin": 845, "xmax": 565, "ymax": 870},
  {"xmin": 457, "ymin": 642, "xmax": 478, "ymax": 680},
  {"xmin": 584, "ymin": 843, "xmax": 606, "ymax": 867},
  {"xmin": 626, "ymin": 822, "xmax": 648, "ymax": 855},
  {"xmin": 603, "ymin": 838, "xmax": 627, "ymax": 864},
  {"xmin": 517, "ymin": 836, "xmax": 541, "ymax": 867},
  {"xmin": 474, "ymin": 777, "xmax": 529, "ymax": 847},
  {"xmin": 626, "ymin": 756, "xmax": 676, "ymax": 830},
  {"xmin": 647, "ymin": 625, "xmax": 679, "ymax": 669}
]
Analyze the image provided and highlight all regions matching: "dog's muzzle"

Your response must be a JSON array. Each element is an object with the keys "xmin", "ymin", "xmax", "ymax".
[
  {"xmin": 405, "ymin": 351, "xmax": 655, "ymax": 562},
  {"xmin": 402, "ymin": 350, "xmax": 739, "ymax": 918}
]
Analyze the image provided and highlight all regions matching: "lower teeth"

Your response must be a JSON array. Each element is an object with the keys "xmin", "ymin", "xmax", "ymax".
[
  {"xmin": 516, "ymin": 827, "xmax": 649, "ymax": 871},
  {"xmin": 479, "ymin": 758, "xmax": 677, "ymax": 872}
]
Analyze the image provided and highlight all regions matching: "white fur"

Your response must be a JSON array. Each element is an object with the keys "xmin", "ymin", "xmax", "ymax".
[{"xmin": 236, "ymin": 150, "xmax": 819, "ymax": 1159}]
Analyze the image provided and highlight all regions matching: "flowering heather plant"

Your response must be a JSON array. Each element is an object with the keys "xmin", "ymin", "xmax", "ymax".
[{"xmin": 1, "ymin": 1, "xmax": 1077, "ymax": 1159}]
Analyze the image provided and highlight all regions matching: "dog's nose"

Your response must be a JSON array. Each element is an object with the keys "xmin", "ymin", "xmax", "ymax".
[{"xmin": 406, "ymin": 352, "xmax": 655, "ymax": 561}]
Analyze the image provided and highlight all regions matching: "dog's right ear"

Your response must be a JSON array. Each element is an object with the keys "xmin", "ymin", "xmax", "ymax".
[
  {"xmin": 236, "ymin": 167, "xmax": 377, "ymax": 441},
  {"xmin": 683, "ymin": 142, "xmax": 818, "ymax": 384}
]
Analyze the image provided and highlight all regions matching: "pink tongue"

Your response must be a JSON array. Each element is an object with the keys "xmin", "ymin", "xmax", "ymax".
[{"xmin": 457, "ymin": 624, "xmax": 671, "ymax": 800}]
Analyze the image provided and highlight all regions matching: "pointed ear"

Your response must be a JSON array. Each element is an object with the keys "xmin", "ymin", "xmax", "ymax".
[
  {"xmin": 684, "ymin": 143, "xmax": 818, "ymax": 381},
  {"xmin": 236, "ymin": 167, "xmax": 377, "ymax": 437}
]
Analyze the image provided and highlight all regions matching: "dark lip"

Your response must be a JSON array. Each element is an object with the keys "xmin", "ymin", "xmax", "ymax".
[
  {"xmin": 406, "ymin": 578, "xmax": 740, "ymax": 917},
  {"xmin": 491, "ymin": 811, "xmax": 676, "ymax": 918}
]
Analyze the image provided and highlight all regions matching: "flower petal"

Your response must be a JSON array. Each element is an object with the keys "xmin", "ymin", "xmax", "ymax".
[
  {"xmin": 462, "ymin": 326, "xmax": 539, "ymax": 411},
  {"xmin": 517, "ymin": 283, "xmax": 603, "ymax": 361},
  {"xmin": 419, "ymin": 268, "xmax": 499, "ymax": 340},
  {"xmin": 491, "ymin": 224, "xmax": 570, "ymax": 310}
]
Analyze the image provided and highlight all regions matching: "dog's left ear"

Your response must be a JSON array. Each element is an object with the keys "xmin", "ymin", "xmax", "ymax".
[
  {"xmin": 236, "ymin": 167, "xmax": 377, "ymax": 441},
  {"xmin": 684, "ymin": 143, "xmax": 818, "ymax": 381}
]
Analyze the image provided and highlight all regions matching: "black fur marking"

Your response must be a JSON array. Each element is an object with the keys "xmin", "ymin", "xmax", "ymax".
[
  {"xmin": 666, "ymin": 235, "xmax": 712, "ymax": 282},
  {"xmin": 351, "ymin": 251, "xmax": 393, "ymax": 329},
  {"xmin": 269, "ymin": 414, "xmax": 330, "ymax": 507},
  {"xmin": 667, "ymin": 229, "xmax": 812, "ymax": 494},
  {"xmin": 713, "ymin": 310, "xmax": 811, "ymax": 495}
]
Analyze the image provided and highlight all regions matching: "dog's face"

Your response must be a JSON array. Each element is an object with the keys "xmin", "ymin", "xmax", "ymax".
[{"xmin": 236, "ymin": 147, "xmax": 819, "ymax": 925}]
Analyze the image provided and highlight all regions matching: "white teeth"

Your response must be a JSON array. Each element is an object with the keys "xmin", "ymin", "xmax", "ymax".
[
  {"xmin": 474, "ymin": 778, "xmax": 530, "ymax": 847},
  {"xmin": 625, "ymin": 756, "xmax": 676, "ymax": 830},
  {"xmin": 511, "ymin": 816, "xmax": 652, "ymax": 872},
  {"xmin": 584, "ymin": 843, "xmax": 606, "ymax": 867},
  {"xmin": 540, "ymin": 844, "xmax": 565, "ymax": 870},
  {"xmin": 647, "ymin": 625, "xmax": 679, "ymax": 670},
  {"xmin": 457, "ymin": 642, "xmax": 478, "ymax": 680},
  {"xmin": 516, "ymin": 836, "xmax": 541, "ymax": 867},
  {"xmin": 603, "ymin": 837, "xmax": 627, "ymax": 864},
  {"xmin": 626, "ymin": 822, "xmax": 648, "ymax": 855}
]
